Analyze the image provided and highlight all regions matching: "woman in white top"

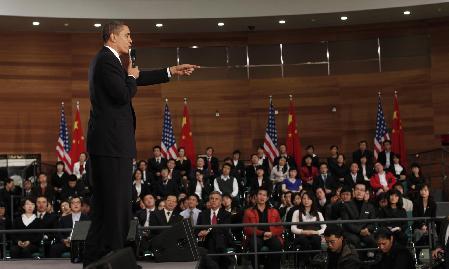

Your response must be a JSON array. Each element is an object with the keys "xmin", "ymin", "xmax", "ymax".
[
  {"xmin": 291, "ymin": 191, "xmax": 326, "ymax": 265},
  {"xmin": 390, "ymin": 154, "xmax": 406, "ymax": 182},
  {"xmin": 73, "ymin": 152, "xmax": 88, "ymax": 179},
  {"xmin": 270, "ymin": 156, "xmax": 289, "ymax": 184},
  {"xmin": 11, "ymin": 198, "xmax": 41, "ymax": 258}
]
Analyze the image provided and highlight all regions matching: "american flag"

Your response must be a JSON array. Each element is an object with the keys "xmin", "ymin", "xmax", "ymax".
[
  {"xmin": 161, "ymin": 101, "xmax": 178, "ymax": 159},
  {"xmin": 374, "ymin": 93, "xmax": 390, "ymax": 160},
  {"xmin": 56, "ymin": 102, "xmax": 72, "ymax": 174},
  {"xmin": 263, "ymin": 98, "xmax": 279, "ymax": 163}
]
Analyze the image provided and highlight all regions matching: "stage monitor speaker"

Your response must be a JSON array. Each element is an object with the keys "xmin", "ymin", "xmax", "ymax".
[
  {"xmin": 85, "ymin": 247, "xmax": 138, "ymax": 269},
  {"xmin": 71, "ymin": 220, "xmax": 91, "ymax": 263},
  {"xmin": 151, "ymin": 219, "xmax": 199, "ymax": 262}
]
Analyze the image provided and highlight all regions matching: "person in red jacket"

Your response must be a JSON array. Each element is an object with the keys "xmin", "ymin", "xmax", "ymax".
[
  {"xmin": 370, "ymin": 162, "xmax": 396, "ymax": 196},
  {"xmin": 300, "ymin": 155, "xmax": 319, "ymax": 190},
  {"xmin": 243, "ymin": 187, "xmax": 283, "ymax": 269}
]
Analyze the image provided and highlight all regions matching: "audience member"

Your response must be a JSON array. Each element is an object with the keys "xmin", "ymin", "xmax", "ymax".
[{"xmin": 324, "ymin": 225, "xmax": 361, "ymax": 269}]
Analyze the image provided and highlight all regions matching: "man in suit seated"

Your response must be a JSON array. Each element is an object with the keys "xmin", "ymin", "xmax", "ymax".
[
  {"xmin": 147, "ymin": 145, "xmax": 167, "ymax": 182},
  {"xmin": 230, "ymin": 150, "xmax": 246, "ymax": 181},
  {"xmin": 50, "ymin": 196, "xmax": 89, "ymax": 257},
  {"xmin": 180, "ymin": 194, "xmax": 201, "ymax": 226},
  {"xmin": 203, "ymin": 147, "xmax": 220, "ymax": 179},
  {"xmin": 35, "ymin": 195, "xmax": 58, "ymax": 257},
  {"xmin": 340, "ymin": 182, "xmax": 377, "ymax": 255},
  {"xmin": 352, "ymin": 140, "xmax": 374, "ymax": 166},
  {"xmin": 343, "ymin": 162, "xmax": 365, "ymax": 189},
  {"xmin": 274, "ymin": 144, "xmax": 296, "ymax": 168},
  {"xmin": 166, "ymin": 158, "xmax": 181, "ymax": 185},
  {"xmin": 153, "ymin": 167, "xmax": 179, "ymax": 200},
  {"xmin": 197, "ymin": 191, "xmax": 235, "ymax": 269},
  {"xmin": 61, "ymin": 175, "xmax": 87, "ymax": 201},
  {"xmin": 149, "ymin": 194, "xmax": 183, "ymax": 237},
  {"xmin": 313, "ymin": 162, "xmax": 337, "ymax": 196},
  {"xmin": 213, "ymin": 163, "xmax": 239, "ymax": 202},
  {"xmin": 243, "ymin": 187, "xmax": 284, "ymax": 269},
  {"xmin": 377, "ymin": 140, "xmax": 396, "ymax": 170},
  {"xmin": 188, "ymin": 170, "xmax": 211, "ymax": 207},
  {"xmin": 135, "ymin": 193, "xmax": 157, "ymax": 255},
  {"xmin": 245, "ymin": 154, "xmax": 262, "ymax": 189}
]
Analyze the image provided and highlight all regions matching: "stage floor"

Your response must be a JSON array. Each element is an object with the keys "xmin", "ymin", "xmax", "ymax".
[{"xmin": 0, "ymin": 259, "xmax": 198, "ymax": 269}]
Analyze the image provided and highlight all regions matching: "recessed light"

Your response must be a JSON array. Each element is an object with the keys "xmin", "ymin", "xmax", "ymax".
[
  {"xmin": 403, "ymin": 10, "xmax": 411, "ymax": 15},
  {"xmin": 32, "ymin": 21, "xmax": 40, "ymax": 26},
  {"xmin": 217, "ymin": 22, "xmax": 224, "ymax": 27},
  {"xmin": 279, "ymin": 20, "xmax": 286, "ymax": 24},
  {"xmin": 155, "ymin": 23, "xmax": 163, "ymax": 28},
  {"xmin": 191, "ymin": 45, "xmax": 198, "ymax": 49},
  {"xmin": 94, "ymin": 23, "xmax": 101, "ymax": 28},
  {"xmin": 64, "ymin": 23, "xmax": 69, "ymax": 27},
  {"xmin": 340, "ymin": 16, "xmax": 348, "ymax": 21}
]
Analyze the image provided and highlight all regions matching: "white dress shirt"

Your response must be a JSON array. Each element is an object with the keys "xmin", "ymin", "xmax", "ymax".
[{"xmin": 213, "ymin": 175, "xmax": 239, "ymax": 198}]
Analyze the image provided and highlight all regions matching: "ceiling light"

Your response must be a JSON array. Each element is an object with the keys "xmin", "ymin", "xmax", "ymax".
[
  {"xmin": 217, "ymin": 22, "xmax": 224, "ymax": 27},
  {"xmin": 340, "ymin": 16, "xmax": 348, "ymax": 21},
  {"xmin": 155, "ymin": 23, "xmax": 163, "ymax": 28},
  {"xmin": 403, "ymin": 10, "xmax": 411, "ymax": 15},
  {"xmin": 191, "ymin": 45, "xmax": 198, "ymax": 49},
  {"xmin": 278, "ymin": 20, "xmax": 286, "ymax": 24},
  {"xmin": 32, "ymin": 21, "xmax": 40, "ymax": 26},
  {"xmin": 64, "ymin": 23, "xmax": 69, "ymax": 27},
  {"xmin": 94, "ymin": 23, "xmax": 101, "ymax": 28}
]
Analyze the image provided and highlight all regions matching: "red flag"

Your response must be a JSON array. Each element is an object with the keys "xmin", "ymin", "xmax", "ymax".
[
  {"xmin": 179, "ymin": 98, "xmax": 196, "ymax": 166},
  {"xmin": 69, "ymin": 102, "xmax": 86, "ymax": 170},
  {"xmin": 391, "ymin": 92, "xmax": 408, "ymax": 167},
  {"xmin": 286, "ymin": 95, "xmax": 302, "ymax": 168}
]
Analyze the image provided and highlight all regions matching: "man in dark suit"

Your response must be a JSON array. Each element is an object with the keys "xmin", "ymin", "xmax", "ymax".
[
  {"xmin": 84, "ymin": 21, "xmax": 197, "ymax": 267},
  {"xmin": 274, "ymin": 144, "xmax": 296, "ymax": 168},
  {"xmin": 352, "ymin": 140, "xmax": 374, "ymax": 166},
  {"xmin": 153, "ymin": 167, "xmax": 179, "ymax": 199},
  {"xmin": 377, "ymin": 140, "xmax": 396, "ymax": 170},
  {"xmin": 35, "ymin": 196, "xmax": 58, "ymax": 257},
  {"xmin": 50, "ymin": 197, "xmax": 89, "ymax": 258},
  {"xmin": 197, "ymin": 191, "xmax": 234, "ymax": 269},
  {"xmin": 150, "ymin": 194, "xmax": 183, "ymax": 236},
  {"xmin": 230, "ymin": 150, "xmax": 246, "ymax": 179},
  {"xmin": 203, "ymin": 147, "xmax": 220, "ymax": 178},
  {"xmin": 167, "ymin": 158, "xmax": 181, "ymax": 184},
  {"xmin": 147, "ymin": 145, "xmax": 167, "ymax": 182},
  {"xmin": 313, "ymin": 163, "xmax": 337, "ymax": 195},
  {"xmin": 343, "ymin": 162, "xmax": 365, "ymax": 189}
]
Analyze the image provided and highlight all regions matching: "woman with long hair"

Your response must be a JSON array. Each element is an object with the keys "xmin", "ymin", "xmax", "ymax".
[
  {"xmin": 378, "ymin": 189, "xmax": 408, "ymax": 246},
  {"xmin": 413, "ymin": 183, "xmax": 437, "ymax": 247},
  {"xmin": 291, "ymin": 191, "xmax": 326, "ymax": 266}
]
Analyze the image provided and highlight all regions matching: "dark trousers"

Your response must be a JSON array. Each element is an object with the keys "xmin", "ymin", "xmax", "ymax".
[
  {"xmin": 49, "ymin": 242, "xmax": 69, "ymax": 258},
  {"xmin": 83, "ymin": 155, "xmax": 133, "ymax": 266},
  {"xmin": 10, "ymin": 244, "xmax": 39, "ymax": 258},
  {"xmin": 294, "ymin": 235, "xmax": 321, "ymax": 263},
  {"xmin": 248, "ymin": 236, "xmax": 282, "ymax": 269}
]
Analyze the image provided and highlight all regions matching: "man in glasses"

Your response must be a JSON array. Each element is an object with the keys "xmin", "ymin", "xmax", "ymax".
[{"xmin": 324, "ymin": 225, "xmax": 360, "ymax": 269}]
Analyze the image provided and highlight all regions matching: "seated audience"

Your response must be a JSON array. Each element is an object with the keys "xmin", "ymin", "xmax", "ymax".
[
  {"xmin": 188, "ymin": 170, "xmax": 211, "ymax": 206},
  {"xmin": 10, "ymin": 198, "xmax": 41, "ymax": 259},
  {"xmin": 377, "ymin": 140, "xmax": 396, "ymax": 170},
  {"xmin": 166, "ymin": 158, "xmax": 181, "ymax": 185},
  {"xmin": 51, "ymin": 161, "xmax": 69, "ymax": 198},
  {"xmin": 175, "ymin": 147, "xmax": 191, "ymax": 181},
  {"xmin": 344, "ymin": 162, "xmax": 364, "ymax": 189},
  {"xmin": 378, "ymin": 190, "xmax": 408, "ymax": 246},
  {"xmin": 352, "ymin": 140, "xmax": 374, "ymax": 166},
  {"xmin": 393, "ymin": 183, "xmax": 413, "ymax": 212},
  {"xmin": 190, "ymin": 157, "xmax": 210, "ymax": 181},
  {"xmin": 243, "ymin": 187, "xmax": 283, "ymax": 269},
  {"xmin": 35, "ymin": 195, "xmax": 58, "ymax": 257},
  {"xmin": 300, "ymin": 155, "xmax": 318, "ymax": 190},
  {"xmin": 180, "ymin": 194, "xmax": 201, "ymax": 226},
  {"xmin": 359, "ymin": 155, "xmax": 374, "ymax": 181},
  {"xmin": 412, "ymin": 183, "xmax": 437, "ymax": 248},
  {"xmin": 370, "ymin": 162, "xmax": 396, "ymax": 195},
  {"xmin": 246, "ymin": 154, "xmax": 262, "ymax": 188},
  {"xmin": 153, "ymin": 167, "xmax": 179, "ymax": 199},
  {"xmin": 33, "ymin": 173, "xmax": 55, "ymax": 204},
  {"xmin": 203, "ymin": 146, "xmax": 220, "ymax": 178},
  {"xmin": 324, "ymin": 225, "xmax": 361, "ymax": 269},
  {"xmin": 73, "ymin": 152, "xmax": 88, "ymax": 180},
  {"xmin": 301, "ymin": 145, "xmax": 320, "ymax": 168},
  {"xmin": 147, "ymin": 145, "xmax": 167, "ymax": 181},
  {"xmin": 407, "ymin": 163, "xmax": 426, "ymax": 200},
  {"xmin": 250, "ymin": 166, "xmax": 272, "ymax": 195},
  {"xmin": 282, "ymin": 167, "xmax": 302, "ymax": 193},
  {"xmin": 61, "ymin": 175, "xmax": 86, "ymax": 201},
  {"xmin": 213, "ymin": 163, "xmax": 239, "ymax": 200},
  {"xmin": 388, "ymin": 154, "xmax": 406, "ymax": 183},
  {"xmin": 256, "ymin": 146, "xmax": 271, "ymax": 175},
  {"xmin": 149, "ymin": 194, "xmax": 183, "ymax": 236},
  {"xmin": 131, "ymin": 168, "xmax": 151, "ymax": 213},
  {"xmin": 270, "ymin": 156, "xmax": 289, "ymax": 186},
  {"xmin": 313, "ymin": 162, "xmax": 337, "ymax": 195}
]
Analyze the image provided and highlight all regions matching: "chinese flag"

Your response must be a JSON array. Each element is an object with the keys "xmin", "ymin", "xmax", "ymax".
[
  {"xmin": 391, "ymin": 92, "xmax": 408, "ymax": 167},
  {"xmin": 179, "ymin": 99, "xmax": 196, "ymax": 166},
  {"xmin": 69, "ymin": 102, "xmax": 86, "ymax": 169},
  {"xmin": 286, "ymin": 96, "xmax": 302, "ymax": 168}
]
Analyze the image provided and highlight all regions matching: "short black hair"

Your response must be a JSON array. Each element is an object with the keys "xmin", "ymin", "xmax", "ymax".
[
  {"xmin": 374, "ymin": 227, "xmax": 393, "ymax": 241},
  {"xmin": 232, "ymin": 150, "xmax": 241, "ymax": 155},
  {"xmin": 306, "ymin": 145, "xmax": 315, "ymax": 150},
  {"xmin": 222, "ymin": 163, "xmax": 232, "ymax": 169},
  {"xmin": 256, "ymin": 165, "xmax": 265, "ymax": 171},
  {"xmin": 222, "ymin": 193, "xmax": 232, "ymax": 200},
  {"xmin": 102, "ymin": 21, "xmax": 126, "ymax": 43},
  {"xmin": 188, "ymin": 194, "xmax": 200, "ymax": 202},
  {"xmin": 56, "ymin": 161, "xmax": 65, "ymax": 167},
  {"xmin": 68, "ymin": 175, "xmax": 77, "ymax": 182},
  {"xmin": 323, "ymin": 225, "xmax": 344, "ymax": 238},
  {"xmin": 340, "ymin": 186, "xmax": 353, "ymax": 194},
  {"xmin": 153, "ymin": 145, "xmax": 162, "ymax": 151}
]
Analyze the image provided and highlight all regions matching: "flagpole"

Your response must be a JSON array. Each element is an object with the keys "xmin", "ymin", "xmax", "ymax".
[
  {"xmin": 184, "ymin": 97, "xmax": 187, "ymax": 104},
  {"xmin": 269, "ymin": 95, "xmax": 272, "ymax": 105}
]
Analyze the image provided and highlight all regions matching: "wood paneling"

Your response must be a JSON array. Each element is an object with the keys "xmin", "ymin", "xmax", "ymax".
[{"xmin": 1, "ymin": 19, "xmax": 449, "ymax": 165}]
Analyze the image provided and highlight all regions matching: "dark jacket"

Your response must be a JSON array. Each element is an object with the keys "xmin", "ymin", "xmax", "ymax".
[
  {"xmin": 343, "ymin": 173, "xmax": 365, "ymax": 189},
  {"xmin": 203, "ymin": 156, "xmax": 220, "ymax": 177},
  {"xmin": 378, "ymin": 207, "xmax": 408, "ymax": 233},
  {"xmin": 187, "ymin": 179, "xmax": 212, "ymax": 202},
  {"xmin": 327, "ymin": 241, "xmax": 360, "ymax": 269},
  {"xmin": 377, "ymin": 151, "xmax": 397, "ymax": 169},
  {"xmin": 153, "ymin": 178, "xmax": 179, "ymax": 198},
  {"xmin": 313, "ymin": 174, "xmax": 337, "ymax": 192},
  {"xmin": 11, "ymin": 215, "xmax": 41, "ymax": 246},
  {"xmin": 149, "ymin": 209, "xmax": 183, "ymax": 236},
  {"xmin": 55, "ymin": 213, "xmax": 90, "ymax": 242},
  {"xmin": 87, "ymin": 46, "xmax": 169, "ymax": 158},
  {"xmin": 373, "ymin": 242, "xmax": 415, "ymax": 269},
  {"xmin": 340, "ymin": 200, "xmax": 377, "ymax": 235},
  {"xmin": 352, "ymin": 149, "xmax": 374, "ymax": 165},
  {"xmin": 196, "ymin": 208, "xmax": 233, "ymax": 253}
]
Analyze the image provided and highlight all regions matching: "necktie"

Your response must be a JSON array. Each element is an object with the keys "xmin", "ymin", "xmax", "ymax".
[
  {"xmin": 189, "ymin": 210, "xmax": 194, "ymax": 226},
  {"xmin": 79, "ymin": 163, "xmax": 84, "ymax": 175},
  {"xmin": 145, "ymin": 210, "xmax": 150, "ymax": 227},
  {"xmin": 211, "ymin": 211, "xmax": 217, "ymax": 225},
  {"xmin": 166, "ymin": 211, "xmax": 171, "ymax": 222}
]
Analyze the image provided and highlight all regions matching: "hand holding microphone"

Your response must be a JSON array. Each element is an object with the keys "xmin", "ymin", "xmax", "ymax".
[{"xmin": 127, "ymin": 48, "xmax": 140, "ymax": 79}]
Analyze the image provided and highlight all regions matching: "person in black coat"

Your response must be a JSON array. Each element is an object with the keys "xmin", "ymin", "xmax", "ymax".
[
  {"xmin": 175, "ymin": 147, "xmax": 192, "ymax": 182},
  {"xmin": 373, "ymin": 228, "xmax": 414, "ymax": 269},
  {"xmin": 35, "ymin": 196, "xmax": 59, "ymax": 257},
  {"xmin": 188, "ymin": 170, "xmax": 212, "ymax": 206},
  {"xmin": 149, "ymin": 194, "xmax": 183, "ymax": 237},
  {"xmin": 203, "ymin": 147, "xmax": 220, "ymax": 178},
  {"xmin": 230, "ymin": 150, "xmax": 246, "ymax": 180},
  {"xmin": 61, "ymin": 175, "xmax": 87, "ymax": 201},
  {"xmin": 378, "ymin": 190, "xmax": 408, "ymax": 246},
  {"xmin": 332, "ymin": 154, "xmax": 350, "ymax": 188},
  {"xmin": 167, "ymin": 158, "xmax": 181, "ymax": 185},
  {"xmin": 412, "ymin": 184, "xmax": 437, "ymax": 248},
  {"xmin": 432, "ymin": 217, "xmax": 449, "ymax": 269},
  {"xmin": 10, "ymin": 198, "xmax": 41, "ymax": 258},
  {"xmin": 196, "ymin": 191, "xmax": 234, "ymax": 269},
  {"xmin": 352, "ymin": 140, "xmax": 374, "ymax": 166},
  {"xmin": 153, "ymin": 168, "xmax": 179, "ymax": 199},
  {"xmin": 50, "ymin": 197, "xmax": 89, "ymax": 258},
  {"xmin": 249, "ymin": 166, "xmax": 272, "ymax": 195},
  {"xmin": 147, "ymin": 146, "xmax": 167, "ymax": 182},
  {"xmin": 313, "ymin": 163, "xmax": 337, "ymax": 195},
  {"xmin": 343, "ymin": 163, "xmax": 365, "ymax": 189},
  {"xmin": 51, "ymin": 161, "xmax": 70, "ymax": 200},
  {"xmin": 377, "ymin": 140, "xmax": 396, "ymax": 170},
  {"xmin": 33, "ymin": 173, "xmax": 55, "ymax": 205},
  {"xmin": 83, "ymin": 21, "xmax": 197, "ymax": 267},
  {"xmin": 131, "ymin": 168, "xmax": 151, "ymax": 213}
]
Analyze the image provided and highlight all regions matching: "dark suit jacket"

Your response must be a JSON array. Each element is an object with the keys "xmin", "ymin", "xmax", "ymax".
[
  {"xmin": 135, "ymin": 208, "xmax": 155, "ymax": 227},
  {"xmin": 55, "ymin": 213, "xmax": 90, "ymax": 242},
  {"xmin": 203, "ymin": 156, "xmax": 220, "ymax": 176},
  {"xmin": 377, "ymin": 151, "xmax": 397, "ymax": 168},
  {"xmin": 274, "ymin": 155, "xmax": 297, "ymax": 168},
  {"xmin": 148, "ymin": 157, "xmax": 167, "ymax": 178},
  {"xmin": 313, "ymin": 174, "xmax": 337, "ymax": 192},
  {"xmin": 352, "ymin": 149, "xmax": 374, "ymax": 165},
  {"xmin": 187, "ymin": 179, "xmax": 212, "ymax": 202},
  {"xmin": 231, "ymin": 160, "xmax": 246, "ymax": 179},
  {"xmin": 33, "ymin": 185, "xmax": 55, "ymax": 203},
  {"xmin": 149, "ymin": 209, "xmax": 183, "ymax": 236},
  {"xmin": 249, "ymin": 177, "xmax": 273, "ymax": 194},
  {"xmin": 87, "ymin": 46, "xmax": 169, "ymax": 158},
  {"xmin": 343, "ymin": 173, "xmax": 365, "ymax": 189},
  {"xmin": 153, "ymin": 179, "xmax": 179, "ymax": 198},
  {"xmin": 340, "ymin": 200, "xmax": 377, "ymax": 235},
  {"xmin": 12, "ymin": 216, "xmax": 41, "ymax": 245},
  {"xmin": 196, "ymin": 208, "xmax": 233, "ymax": 253}
]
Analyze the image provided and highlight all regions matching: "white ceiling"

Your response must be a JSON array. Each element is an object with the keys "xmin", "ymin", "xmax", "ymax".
[{"xmin": 1, "ymin": 0, "xmax": 449, "ymax": 19}]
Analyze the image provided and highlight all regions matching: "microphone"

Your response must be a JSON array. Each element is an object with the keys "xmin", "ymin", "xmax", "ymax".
[{"xmin": 130, "ymin": 48, "xmax": 137, "ymax": 68}]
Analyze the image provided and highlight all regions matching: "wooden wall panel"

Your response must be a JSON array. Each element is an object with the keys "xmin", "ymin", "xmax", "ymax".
[{"xmin": 1, "ymin": 19, "xmax": 449, "ymax": 165}]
